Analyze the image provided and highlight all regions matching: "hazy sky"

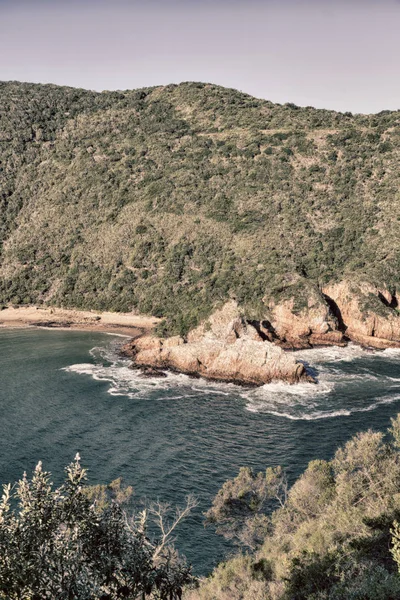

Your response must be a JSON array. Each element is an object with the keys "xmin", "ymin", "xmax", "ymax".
[{"xmin": 0, "ymin": 0, "xmax": 399, "ymax": 113}]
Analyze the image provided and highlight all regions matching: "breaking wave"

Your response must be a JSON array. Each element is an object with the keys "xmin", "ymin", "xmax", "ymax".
[
  {"xmin": 243, "ymin": 344, "xmax": 400, "ymax": 420},
  {"xmin": 62, "ymin": 340, "xmax": 400, "ymax": 421},
  {"xmin": 245, "ymin": 391, "xmax": 400, "ymax": 421},
  {"xmin": 382, "ymin": 348, "xmax": 400, "ymax": 359},
  {"xmin": 293, "ymin": 343, "xmax": 375, "ymax": 364},
  {"xmin": 63, "ymin": 343, "xmax": 239, "ymax": 401}
]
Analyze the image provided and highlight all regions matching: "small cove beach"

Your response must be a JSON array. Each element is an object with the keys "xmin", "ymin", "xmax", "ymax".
[{"xmin": 0, "ymin": 305, "xmax": 159, "ymax": 337}]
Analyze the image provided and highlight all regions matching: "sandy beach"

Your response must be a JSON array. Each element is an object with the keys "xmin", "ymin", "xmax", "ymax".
[{"xmin": 0, "ymin": 306, "xmax": 159, "ymax": 337}]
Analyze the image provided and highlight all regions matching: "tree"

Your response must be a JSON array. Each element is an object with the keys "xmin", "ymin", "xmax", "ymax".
[
  {"xmin": 0, "ymin": 455, "xmax": 195, "ymax": 599},
  {"xmin": 205, "ymin": 466, "xmax": 287, "ymax": 550}
]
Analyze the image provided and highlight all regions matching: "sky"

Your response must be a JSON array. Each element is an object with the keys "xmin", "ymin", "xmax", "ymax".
[{"xmin": 0, "ymin": 0, "xmax": 399, "ymax": 114}]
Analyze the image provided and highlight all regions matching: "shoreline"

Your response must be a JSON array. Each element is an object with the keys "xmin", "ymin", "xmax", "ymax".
[
  {"xmin": 2, "ymin": 303, "xmax": 398, "ymax": 388},
  {"xmin": 0, "ymin": 305, "xmax": 158, "ymax": 338}
]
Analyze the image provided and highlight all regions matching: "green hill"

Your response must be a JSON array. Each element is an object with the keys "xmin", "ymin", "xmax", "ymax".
[{"xmin": 1, "ymin": 81, "xmax": 399, "ymax": 335}]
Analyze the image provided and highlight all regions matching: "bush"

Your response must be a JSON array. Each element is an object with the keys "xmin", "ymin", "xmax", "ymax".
[
  {"xmin": 197, "ymin": 415, "xmax": 400, "ymax": 600},
  {"xmin": 0, "ymin": 455, "xmax": 194, "ymax": 599}
]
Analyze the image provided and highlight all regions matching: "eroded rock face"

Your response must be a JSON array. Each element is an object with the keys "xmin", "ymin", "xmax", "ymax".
[
  {"xmin": 187, "ymin": 300, "xmax": 262, "ymax": 344},
  {"xmin": 323, "ymin": 282, "xmax": 400, "ymax": 349},
  {"xmin": 267, "ymin": 297, "xmax": 344, "ymax": 349},
  {"xmin": 265, "ymin": 281, "xmax": 400, "ymax": 350},
  {"xmin": 122, "ymin": 302, "xmax": 312, "ymax": 386}
]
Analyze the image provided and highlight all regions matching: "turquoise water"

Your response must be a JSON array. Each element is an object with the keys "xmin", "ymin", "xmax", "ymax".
[{"xmin": 1, "ymin": 328, "xmax": 400, "ymax": 574}]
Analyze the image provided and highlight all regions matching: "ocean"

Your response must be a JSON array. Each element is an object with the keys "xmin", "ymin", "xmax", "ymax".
[{"xmin": 1, "ymin": 327, "xmax": 400, "ymax": 574}]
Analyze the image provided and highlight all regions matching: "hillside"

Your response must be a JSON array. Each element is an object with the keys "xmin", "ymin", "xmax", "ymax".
[{"xmin": 1, "ymin": 81, "xmax": 399, "ymax": 340}]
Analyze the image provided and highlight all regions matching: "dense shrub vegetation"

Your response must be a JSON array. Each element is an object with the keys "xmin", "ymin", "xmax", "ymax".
[
  {"xmin": 0, "ymin": 81, "xmax": 399, "ymax": 334},
  {"xmin": 189, "ymin": 414, "xmax": 400, "ymax": 599},
  {"xmin": 4, "ymin": 419, "xmax": 400, "ymax": 598},
  {"xmin": 0, "ymin": 455, "xmax": 194, "ymax": 599}
]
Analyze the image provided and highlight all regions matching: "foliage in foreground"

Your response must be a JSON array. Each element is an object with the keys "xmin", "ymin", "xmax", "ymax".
[
  {"xmin": 5, "ymin": 420, "xmax": 400, "ymax": 600},
  {"xmin": 0, "ymin": 454, "xmax": 195, "ymax": 599},
  {"xmin": 187, "ymin": 414, "xmax": 400, "ymax": 599}
]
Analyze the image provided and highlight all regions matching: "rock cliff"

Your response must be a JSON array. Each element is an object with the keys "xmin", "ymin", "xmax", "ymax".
[
  {"xmin": 266, "ymin": 288, "xmax": 345, "ymax": 349},
  {"xmin": 121, "ymin": 302, "xmax": 312, "ymax": 386},
  {"xmin": 323, "ymin": 282, "xmax": 400, "ymax": 349},
  {"xmin": 263, "ymin": 281, "xmax": 400, "ymax": 350},
  {"xmin": 122, "ymin": 282, "xmax": 400, "ymax": 386}
]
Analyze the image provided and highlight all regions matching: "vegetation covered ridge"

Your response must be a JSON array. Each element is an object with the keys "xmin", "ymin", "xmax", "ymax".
[{"xmin": 1, "ymin": 80, "xmax": 399, "ymax": 340}]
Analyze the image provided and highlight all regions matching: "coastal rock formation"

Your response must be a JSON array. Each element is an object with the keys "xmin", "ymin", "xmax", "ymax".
[
  {"xmin": 323, "ymin": 282, "xmax": 400, "ymax": 349},
  {"xmin": 121, "ymin": 283, "xmax": 400, "ymax": 385},
  {"xmin": 267, "ymin": 291, "xmax": 345, "ymax": 349},
  {"xmin": 122, "ymin": 302, "xmax": 312, "ymax": 386},
  {"xmin": 260, "ymin": 281, "xmax": 400, "ymax": 350}
]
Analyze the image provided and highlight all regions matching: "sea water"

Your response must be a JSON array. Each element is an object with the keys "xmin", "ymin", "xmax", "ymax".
[{"xmin": 1, "ymin": 328, "xmax": 400, "ymax": 574}]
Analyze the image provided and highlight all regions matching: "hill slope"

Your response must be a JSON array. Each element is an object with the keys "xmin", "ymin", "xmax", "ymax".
[{"xmin": 1, "ymin": 81, "xmax": 399, "ymax": 340}]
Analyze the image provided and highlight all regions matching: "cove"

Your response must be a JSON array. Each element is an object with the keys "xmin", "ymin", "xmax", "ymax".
[{"xmin": 1, "ymin": 328, "xmax": 400, "ymax": 574}]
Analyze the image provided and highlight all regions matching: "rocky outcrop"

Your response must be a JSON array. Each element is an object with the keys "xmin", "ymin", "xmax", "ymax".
[
  {"xmin": 122, "ymin": 302, "xmax": 313, "ymax": 386},
  {"xmin": 121, "ymin": 282, "xmax": 400, "ymax": 386},
  {"xmin": 323, "ymin": 282, "xmax": 400, "ymax": 349},
  {"xmin": 187, "ymin": 300, "xmax": 263, "ymax": 344},
  {"xmin": 261, "ymin": 280, "xmax": 400, "ymax": 350},
  {"xmin": 267, "ymin": 293, "xmax": 345, "ymax": 349}
]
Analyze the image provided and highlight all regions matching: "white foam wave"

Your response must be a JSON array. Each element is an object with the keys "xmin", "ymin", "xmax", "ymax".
[
  {"xmin": 243, "ymin": 360, "xmax": 400, "ymax": 421},
  {"xmin": 246, "ymin": 394, "xmax": 400, "ymax": 421},
  {"xmin": 191, "ymin": 387, "xmax": 230, "ymax": 396},
  {"xmin": 382, "ymin": 348, "xmax": 400, "ymax": 359},
  {"xmin": 245, "ymin": 406, "xmax": 352, "ymax": 420},
  {"xmin": 104, "ymin": 332, "xmax": 131, "ymax": 338},
  {"xmin": 325, "ymin": 368, "xmax": 379, "ymax": 381},
  {"xmin": 65, "ymin": 363, "xmax": 99, "ymax": 376},
  {"xmin": 62, "ymin": 358, "xmax": 240, "ymax": 402},
  {"xmin": 62, "ymin": 341, "xmax": 400, "ymax": 422},
  {"xmin": 63, "ymin": 362, "xmax": 168, "ymax": 399},
  {"xmin": 245, "ymin": 379, "xmax": 335, "ymax": 401},
  {"xmin": 294, "ymin": 343, "xmax": 374, "ymax": 365}
]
